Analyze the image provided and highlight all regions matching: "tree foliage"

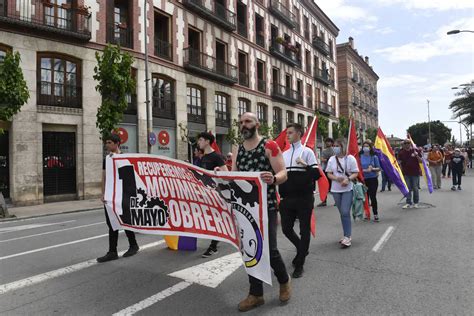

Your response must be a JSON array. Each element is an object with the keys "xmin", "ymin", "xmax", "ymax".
[
  {"xmin": 365, "ymin": 127, "xmax": 378, "ymax": 143},
  {"xmin": 0, "ymin": 51, "xmax": 30, "ymax": 132},
  {"xmin": 316, "ymin": 113, "xmax": 329, "ymax": 139},
  {"xmin": 93, "ymin": 45, "xmax": 135, "ymax": 139},
  {"xmin": 449, "ymin": 88, "xmax": 474, "ymax": 125},
  {"xmin": 407, "ymin": 120, "xmax": 451, "ymax": 146},
  {"xmin": 332, "ymin": 116, "xmax": 349, "ymax": 139}
]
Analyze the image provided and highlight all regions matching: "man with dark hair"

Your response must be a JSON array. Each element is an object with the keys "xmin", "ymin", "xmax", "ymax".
[
  {"xmin": 221, "ymin": 112, "xmax": 291, "ymax": 311},
  {"xmin": 317, "ymin": 137, "xmax": 334, "ymax": 207},
  {"xmin": 97, "ymin": 133, "xmax": 139, "ymax": 263},
  {"xmin": 279, "ymin": 123, "xmax": 320, "ymax": 278},
  {"xmin": 398, "ymin": 139, "xmax": 422, "ymax": 209},
  {"xmin": 196, "ymin": 131, "xmax": 228, "ymax": 258}
]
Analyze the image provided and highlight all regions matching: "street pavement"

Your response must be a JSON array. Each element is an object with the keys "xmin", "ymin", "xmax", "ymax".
[{"xmin": 0, "ymin": 171, "xmax": 473, "ymax": 315}]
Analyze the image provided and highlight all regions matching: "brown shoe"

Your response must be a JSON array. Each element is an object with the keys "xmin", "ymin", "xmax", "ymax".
[
  {"xmin": 279, "ymin": 276, "xmax": 292, "ymax": 302},
  {"xmin": 238, "ymin": 295, "xmax": 265, "ymax": 312}
]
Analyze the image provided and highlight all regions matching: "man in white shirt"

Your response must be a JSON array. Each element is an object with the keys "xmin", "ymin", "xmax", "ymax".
[{"xmin": 279, "ymin": 123, "xmax": 320, "ymax": 278}]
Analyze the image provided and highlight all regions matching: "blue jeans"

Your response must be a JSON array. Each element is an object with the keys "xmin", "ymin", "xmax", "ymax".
[
  {"xmin": 404, "ymin": 175, "xmax": 420, "ymax": 204},
  {"xmin": 332, "ymin": 191, "xmax": 353, "ymax": 237}
]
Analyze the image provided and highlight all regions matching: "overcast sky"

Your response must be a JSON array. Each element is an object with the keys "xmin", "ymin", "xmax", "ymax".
[{"xmin": 316, "ymin": 0, "xmax": 474, "ymax": 141}]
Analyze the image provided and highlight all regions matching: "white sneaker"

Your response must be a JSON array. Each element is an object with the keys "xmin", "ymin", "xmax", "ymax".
[
  {"xmin": 413, "ymin": 204, "xmax": 419, "ymax": 209},
  {"xmin": 340, "ymin": 237, "xmax": 351, "ymax": 248},
  {"xmin": 402, "ymin": 204, "xmax": 412, "ymax": 209}
]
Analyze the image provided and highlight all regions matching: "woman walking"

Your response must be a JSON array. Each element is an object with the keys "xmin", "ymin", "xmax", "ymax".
[
  {"xmin": 360, "ymin": 141, "xmax": 381, "ymax": 222},
  {"xmin": 326, "ymin": 139, "xmax": 360, "ymax": 248}
]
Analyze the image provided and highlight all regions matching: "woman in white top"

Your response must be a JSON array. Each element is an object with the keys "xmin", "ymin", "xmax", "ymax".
[{"xmin": 325, "ymin": 138, "xmax": 359, "ymax": 248}]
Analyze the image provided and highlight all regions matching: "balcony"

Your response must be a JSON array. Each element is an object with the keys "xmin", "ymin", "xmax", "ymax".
[
  {"xmin": 37, "ymin": 83, "xmax": 82, "ymax": 108},
  {"xmin": 318, "ymin": 102, "xmax": 331, "ymax": 116},
  {"xmin": 352, "ymin": 96, "xmax": 359, "ymax": 106},
  {"xmin": 257, "ymin": 79, "xmax": 267, "ymax": 93},
  {"xmin": 154, "ymin": 38, "xmax": 172, "ymax": 61},
  {"xmin": 314, "ymin": 68, "xmax": 332, "ymax": 86},
  {"xmin": 271, "ymin": 84, "xmax": 302, "ymax": 104},
  {"xmin": 304, "ymin": 30, "xmax": 310, "ymax": 41},
  {"xmin": 305, "ymin": 63, "xmax": 312, "ymax": 75},
  {"xmin": 306, "ymin": 97, "xmax": 313, "ymax": 109},
  {"xmin": 0, "ymin": 0, "xmax": 91, "ymax": 41},
  {"xmin": 183, "ymin": 48, "xmax": 238, "ymax": 85},
  {"xmin": 312, "ymin": 37, "xmax": 330, "ymax": 56},
  {"xmin": 351, "ymin": 74, "xmax": 359, "ymax": 82},
  {"xmin": 269, "ymin": 40, "xmax": 300, "ymax": 67},
  {"xmin": 188, "ymin": 109, "xmax": 206, "ymax": 124},
  {"xmin": 268, "ymin": 0, "xmax": 296, "ymax": 29},
  {"xmin": 106, "ymin": 23, "xmax": 133, "ymax": 48},
  {"xmin": 363, "ymin": 84, "xmax": 369, "ymax": 91},
  {"xmin": 153, "ymin": 97, "xmax": 175, "ymax": 120},
  {"xmin": 182, "ymin": 0, "xmax": 236, "ymax": 32},
  {"xmin": 239, "ymin": 72, "xmax": 249, "ymax": 87},
  {"xmin": 216, "ymin": 113, "xmax": 230, "ymax": 127},
  {"xmin": 256, "ymin": 33, "xmax": 265, "ymax": 48},
  {"xmin": 237, "ymin": 21, "xmax": 247, "ymax": 38}
]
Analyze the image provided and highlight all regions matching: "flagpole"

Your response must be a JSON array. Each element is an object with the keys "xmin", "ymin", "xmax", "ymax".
[{"xmin": 299, "ymin": 114, "xmax": 318, "ymax": 159}]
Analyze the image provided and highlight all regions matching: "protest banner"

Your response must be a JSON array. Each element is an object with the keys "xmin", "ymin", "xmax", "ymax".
[{"xmin": 104, "ymin": 154, "xmax": 271, "ymax": 285}]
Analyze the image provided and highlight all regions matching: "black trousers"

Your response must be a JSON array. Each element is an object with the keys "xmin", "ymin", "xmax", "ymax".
[
  {"xmin": 365, "ymin": 177, "xmax": 378, "ymax": 216},
  {"xmin": 249, "ymin": 209, "xmax": 289, "ymax": 296},
  {"xmin": 280, "ymin": 196, "xmax": 314, "ymax": 268},
  {"xmin": 104, "ymin": 207, "xmax": 138, "ymax": 253},
  {"xmin": 452, "ymin": 168, "xmax": 462, "ymax": 186}
]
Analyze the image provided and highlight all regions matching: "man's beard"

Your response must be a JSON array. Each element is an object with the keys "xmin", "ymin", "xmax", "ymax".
[{"xmin": 240, "ymin": 126, "xmax": 257, "ymax": 140}]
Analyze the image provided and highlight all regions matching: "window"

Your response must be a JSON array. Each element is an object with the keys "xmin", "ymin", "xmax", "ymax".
[
  {"xmin": 303, "ymin": 16, "xmax": 309, "ymax": 40},
  {"xmin": 255, "ymin": 14, "xmax": 265, "ymax": 48},
  {"xmin": 107, "ymin": 0, "xmax": 132, "ymax": 48},
  {"xmin": 237, "ymin": 1, "xmax": 247, "ymax": 38},
  {"xmin": 238, "ymin": 51, "xmax": 248, "ymax": 87},
  {"xmin": 238, "ymin": 98, "xmax": 250, "ymax": 117},
  {"xmin": 215, "ymin": 93, "xmax": 229, "ymax": 126},
  {"xmin": 38, "ymin": 53, "xmax": 81, "ymax": 108},
  {"xmin": 306, "ymin": 83, "xmax": 312, "ymax": 109},
  {"xmin": 308, "ymin": 116, "xmax": 313, "ymax": 128},
  {"xmin": 298, "ymin": 114, "xmax": 304, "ymax": 127},
  {"xmin": 125, "ymin": 68, "xmax": 137, "ymax": 115},
  {"xmin": 257, "ymin": 59, "xmax": 266, "ymax": 93},
  {"xmin": 152, "ymin": 75, "xmax": 175, "ymax": 119},
  {"xmin": 0, "ymin": 44, "xmax": 12, "ymax": 63},
  {"xmin": 187, "ymin": 85, "xmax": 205, "ymax": 122},
  {"xmin": 305, "ymin": 50, "xmax": 311, "ymax": 74},
  {"xmin": 312, "ymin": 24, "xmax": 317, "ymax": 40},
  {"xmin": 257, "ymin": 103, "xmax": 267, "ymax": 123},
  {"xmin": 293, "ymin": 6, "xmax": 300, "ymax": 33},
  {"xmin": 329, "ymin": 39, "xmax": 334, "ymax": 59},
  {"xmin": 273, "ymin": 107, "xmax": 282, "ymax": 134},
  {"xmin": 154, "ymin": 10, "xmax": 172, "ymax": 60},
  {"xmin": 286, "ymin": 110, "xmax": 294, "ymax": 124}
]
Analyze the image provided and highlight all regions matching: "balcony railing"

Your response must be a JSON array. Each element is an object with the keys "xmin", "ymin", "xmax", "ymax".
[
  {"xmin": 154, "ymin": 38, "xmax": 172, "ymax": 61},
  {"xmin": 304, "ymin": 30, "xmax": 310, "ymax": 41},
  {"xmin": 269, "ymin": 39, "xmax": 300, "ymax": 67},
  {"xmin": 239, "ymin": 72, "xmax": 249, "ymax": 87},
  {"xmin": 312, "ymin": 37, "xmax": 330, "ymax": 56},
  {"xmin": 314, "ymin": 68, "xmax": 332, "ymax": 86},
  {"xmin": 37, "ymin": 83, "xmax": 82, "ymax": 108},
  {"xmin": 183, "ymin": 48, "xmax": 238, "ymax": 85},
  {"xmin": 124, "ymin": 94, "xmax": 137, "ymax": 115},
  {"xmin": 0, "ymin": 0, "xmax": 91, "ymax": 41},
  {"xmin": 306, "ymin": 97, "xmax": 313, "ymax": 109},
  {"xmin": 352, "ymin": 96, "xmax": 359, "ymax": 105},
  {"xmin": 237, "ymin": 20, "xmax": 247, "ymax": 37},
  {"xmin": 153, "ymin": 97, "xmax": 175, "ymax": 120},
  {"xmin": 216, "ymin": 113, "xmax": 230, "ymax": 127},
  {"xmin": 268, "ymin": 0, "xmax": 296, "ymax": 28},
  {"xmin": 257, "ymin": 79, "xmax": 267, "ymax": 93},
  {"xmin": 351, "ymin": 74, "xmax": 359, "ymax": 82},
  {"xmin": 182, "ymin": 0, "xmax": 236, "ymax": 31},
  {"xmin": 271, "ymin": 83, "xmax": 302, "ymax": 104},
  {"xmin": 188, "ymin": 108, "xmax": 206, "ymax": 124},
  {"xmin": 106, "ymin": 23, "xmax": 133, "ymax": 48},
  {"xmin": 256, "ymin": 33, "xmax": 265, "ymax": 48},
  {"xmin": 318, "ymin": 102, "xmax": 330, "ymax": 115},
  {"xmin": 305, "ymin": 63, "xmax": 312, "ymax": 75}
]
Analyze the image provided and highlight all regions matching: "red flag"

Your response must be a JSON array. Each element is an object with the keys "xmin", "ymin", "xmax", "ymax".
[
  {"xmin": 317, "ymin": 167, "xmax": 329, "ymax": 202},
  {"xmin": 347, "ymin": 119, "xmax": 371, "ymax": 219},
  {"xmin": 310, "ymin": 210, "xmax": 316, "ymax": 237},
  {"xmin": 274, "ymin": 128, "xmax": 290, "ymax": 152},
  {"xmin": 209, "ymin": 131, "xmax": 221, "ymax": 154},
  {"xmin": 301, "ymin": 116, "xmax": 318, "ymax": 150}
]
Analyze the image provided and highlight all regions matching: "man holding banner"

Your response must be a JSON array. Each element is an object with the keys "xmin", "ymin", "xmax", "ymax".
[
  {"xmin": 279, "ymin": 123, "xmax": 320, "ymax": 278},
  {"xmin": 398, "ymin": 139, "xmax": 422, "ymax": 208},
  {"xmin": 229, "ymin": 112, "xmax": 291, "ymax": 312}
]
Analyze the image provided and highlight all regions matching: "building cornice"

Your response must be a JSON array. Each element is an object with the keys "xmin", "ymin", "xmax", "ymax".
[
  {"xmin": 337, "ymin": 43, "xmax": 379, "ymax": 80},
  {"xmin": 299, "ymin": 0, "xmax": 340, "ymax": 37}
]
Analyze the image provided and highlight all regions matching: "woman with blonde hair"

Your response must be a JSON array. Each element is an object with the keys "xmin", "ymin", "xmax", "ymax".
[{"xmin": 325, "ymin": 138, "xmax": 360, "ymax": 248}]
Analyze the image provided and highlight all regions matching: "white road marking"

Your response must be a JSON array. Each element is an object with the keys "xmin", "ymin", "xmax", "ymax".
[
  {"xmin": 114, "ymin": 252, "xmax": 243, "ymax": 315},
  {"xmin": 372, "ymin": 226, "xmax": 396, "ymax": 252},
  {"xmin": 112, "ymin": 281, "xmax": 192, "ymax": 316},
  {"xmin": 0, "ymin": 222, "xmax": 103, "ymax": 243},
  {"xmin": 0, "ymin": 240, "xmax": 165, "ymax": 295},
  {"xmin": 0, "ymin": 220, "xmax": 76, "ymax": 234},
  {"xmin": 0, "ymin": 234, "xmax": 109, "ymax": 261}
]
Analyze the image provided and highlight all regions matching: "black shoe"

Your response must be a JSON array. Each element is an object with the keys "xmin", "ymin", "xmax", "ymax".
[
  {"xmin": 317, "ymin": 202, "xmax": 327, "ymax": 207},
  {"xmin": 292, "ymin": 266, "xmax": 304, "ymax": 278},
  {"xmin": 292, "ymin": 252, "xmax": 309, "ymax": 267},
  {"xmin": 202, "ymin": 247, "xmax": 218, "ymax": 258},
  {"xmin": 123, "ymin": 245, "xmax": 139, "ymax": 257},
  {"xmin": 374, "ymin": 215, "xmax": 380, "ymax": 222},
  {"xmin": 97, "ymin": 251, "xmax": 119, "ymax": 263},
  {"xmin": 388, "ymin": 188, "xmax": 392, "ymax": 191}
]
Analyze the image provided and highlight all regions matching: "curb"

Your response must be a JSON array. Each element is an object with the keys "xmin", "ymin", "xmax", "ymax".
[{"xmin": 0, "ymin": 207, "xmax": 103, "ymax": 222}]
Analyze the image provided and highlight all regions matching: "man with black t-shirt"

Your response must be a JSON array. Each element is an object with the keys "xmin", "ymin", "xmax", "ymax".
[
  {"xmin": 97, "ymin": 134, "xmax": 139, "ymax": 263},
  {"xmin": 196, "ymin": 132, "xmax": 228, "ymax": 258}
]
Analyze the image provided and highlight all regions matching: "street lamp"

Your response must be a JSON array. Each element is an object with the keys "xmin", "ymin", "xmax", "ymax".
[{"xmin": 447, "ymin": 29, "xmax": 474, "ymax": 35}]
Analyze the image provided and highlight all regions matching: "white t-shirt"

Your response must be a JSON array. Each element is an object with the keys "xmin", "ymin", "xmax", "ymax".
[{"xmin": 325, "ymin": 155, "xmax": 359, "ymax": 192}]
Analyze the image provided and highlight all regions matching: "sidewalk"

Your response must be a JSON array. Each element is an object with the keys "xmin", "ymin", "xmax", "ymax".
[{"xmin": 2, "ymin": 199, "xmax": 103, "ymax": 221}]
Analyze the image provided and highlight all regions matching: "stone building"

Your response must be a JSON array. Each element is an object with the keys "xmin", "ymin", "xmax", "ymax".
[
  {"xmin": 336, "ymin": 37, "xmax": 379, "ymax": 136},
  {"xmin": 0, "ymin": 0, "xmax": 339, "ymax": 206}
]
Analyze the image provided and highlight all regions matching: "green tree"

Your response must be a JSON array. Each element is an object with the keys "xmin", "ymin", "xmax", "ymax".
[
  {"xmin": 449, "ymin": 87, "xmax": 474, "ymax": 125},
  {"xmin": 316, "ymin": 113, "xmax": 329, "ymax": 139},
  {"xmin": 0, "ymin": 51, "xmax": 30, "ymax": 133},
  {"xmin": 366, "ymin": 127, "xmax": 378, "ymax": 143},
  {"xmin": 407, "ymin": 121, "xmax": 451, "ymax": 146},
  {"xmin": 93, "ymin": 45, "xmax": 135, "ymax": 139},
  {"xmin": 332, "ymin": 116, "xmax": 349, "ymax": 139}
]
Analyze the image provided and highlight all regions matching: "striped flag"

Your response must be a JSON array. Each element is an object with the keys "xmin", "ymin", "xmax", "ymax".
[{"xmin": 407, "ymin": 134, "xmax": 433, "ymax": 194}]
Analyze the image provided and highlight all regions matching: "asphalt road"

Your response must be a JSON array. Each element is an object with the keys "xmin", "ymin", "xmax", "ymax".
[{"xmin": 0, "ymin": 171, "xmax": 473, "ymax": 315}]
